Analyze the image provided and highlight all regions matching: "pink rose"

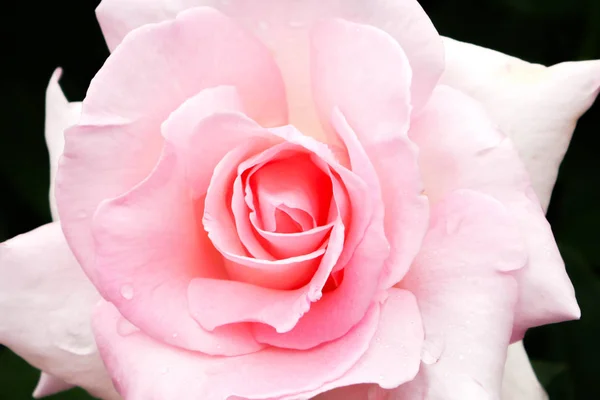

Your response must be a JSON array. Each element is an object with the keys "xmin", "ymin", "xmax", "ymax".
[{"xmin": 1, "ymin": 1, "xmax": 599, "ymax": 399}]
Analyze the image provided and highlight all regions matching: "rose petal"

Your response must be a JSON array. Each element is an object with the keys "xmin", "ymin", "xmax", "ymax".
[
  {"xmin": 161, "ymin": 85, "xmax": 245, "ymax": 154},
  {"xmin": 92, "ymin": 298, "xmax": 380, "ymax": 400},
  {"xmin": 91, "ymin": 146, "xmax": 263, "ymax": 355},
  {"xmin": 408, "ymin": 85, "xmax": 579, "ymax": 340},
  {"xmin": 57, "ymin": 7, "xmax": 287, "ymax": 284},
  {"xmin": 0, "ymin": 223, "xmax": 118, "ymax": 399},
  {"xmin": 396, "ymin": 190, "xmax": 527, "ymax": 399},
  {"xmin": 502, "ymin": 342, "xmax": 548, "ymax": 400},
  {"xmin": 45, "ymin": 69, "xmax": 81, "ymax": 221},
  {"xmin": 311, "ymin": 19, "xmax": 428, "ymax": 289},
  {"xmin": 97, "ymin": 0, "xmax": 444, "ymax": 122},
  {"xmin": 33, "ymin": 373, "xmax": 75, "ymax": 399},
  {"xmin": 287, "ymin": 289, "xmax": 423, "ymax": 400},
  {"xmin": 441, "ymin": 37, "xmax": 600, "ymax": 211}
]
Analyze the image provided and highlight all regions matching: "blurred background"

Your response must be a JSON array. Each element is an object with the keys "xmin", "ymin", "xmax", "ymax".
[{"xmin": 1, "ymin": 0, "xmax": 599, "ymax": 399}]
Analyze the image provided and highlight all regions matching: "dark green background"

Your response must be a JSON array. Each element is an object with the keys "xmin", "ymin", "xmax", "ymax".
[{"xmin": 2, "ymin": 0, "xmax": 599, "ymax": 399}]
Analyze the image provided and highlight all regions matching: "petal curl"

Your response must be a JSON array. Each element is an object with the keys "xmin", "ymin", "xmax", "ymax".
[
  {"xmin": 311, "ymin": 19, "xmax": 428, "ymax": 289},
  {"xmin": 57, "ymin": 7, "xmax": 287, "ymax": 284},
  {"xmin": 92, "ymin": 299, "xmax": 380, "ymax": 400},
  {"xmin": 96, "ymin": 0, "xmax": 443, "ymax": 132},
  {"xmin": 33, "ymin": 373, "xmax": 75, "ymax": 398},
  {"xmin": 287, "ymin": 289, "xmax": 423, "ymax": 400},
  {"xmin": 0, "ymin": 223, "xmax": 118, "ymax": 399},
  {"xmin": 396, "ymin": 190, "xmax": 526, "ymax": 399},
  {"xmin": 45, "ymin": 69, "xmax": 81, "ymax": 221},
  {"xmin": 91, "ymin": 146, "xmax": 263, "ymax": 355},
  {"xmin": 502, "ymin": 342, "xmax": 548, "ymax": 400},
  {"xmin": 409, "ymin": 86, "xmax": 579, "ymax": 339},
  {"xmin": 441, "ymin": 37, "xmax": 600, "ymax": 210}
]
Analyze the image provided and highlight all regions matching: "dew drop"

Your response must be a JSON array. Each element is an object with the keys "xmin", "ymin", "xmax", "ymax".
[{"xmin": 120, "ymin": 285, "xmax": 134, "ymax": 300}]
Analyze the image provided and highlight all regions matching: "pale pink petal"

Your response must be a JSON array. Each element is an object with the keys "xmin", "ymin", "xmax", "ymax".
[
  {"xmin": 97, "ymin": 0, "xmax": 443, "ymax": 134},
  {"xmin": 395, "ymin": 190, "xmax": 527, "ymax": 399},
  {"xmin": 311, "ymin": 20, "xmax": 428, "ymax": 288},
  {"xmin": 288, "ymin": 289, "xmax": 423, "ymax": 400},
  {"xmin": 92, "ymin": 299, "xmax": 380, "ymax": 400},
  {"xmin": 0, "ymin": 223, "xmax": 118, "ymax": 399},
  {"xmin": 57, "ymin": 7, "xmax": 287, "ymax": 284},
  {"xmin": 409, "ymin": 86, "xmax": 579, "ymax": 339},
  {"xmin": 502, "ymin": 342, "xmax": 548, "ymax": 400},
  {"xmin": 91, "ymin": 147, "xmax": 263, "ymax": 355},
  {"xmin": 161, "ymin": 85, "xmax": 245, "ymax": 153},
  {"xmin": 45, "ymin": 69, "xmax": 81, "ymax": 221},
  {"xmin": 33, "ymin": 373, "xmax": 75, "ymax": 399},
  {"xmin": 441, "ymin": 37, "xmax": 600, "ymax": 211}
]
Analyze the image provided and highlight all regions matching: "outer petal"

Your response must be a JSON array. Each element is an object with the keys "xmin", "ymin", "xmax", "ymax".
[
  {"xmin": 93, "ymin": 288, "xmax": 422, "ymax": 400},
  {"xmin": 0, "ymin": 223, "xmax": 118, "ymax": 399},
  {"xmin": 441, "ymin": 37, "xmax": 600, "ymax": 210},
  {"xmin": 396, "ymin": 190, "xmax": 527, "ymax": 399},
  {"xmin": 57, "ymin": 7, "xmax": 287, "ymax": 284},
  {"xmin": 501, "ymin": 342, "xmax": 548, "ymax": 400},
  {"xmin": 33, "ymin": 373, "xmax": 74, "ymax": 398},
  {"xmin": 287, "ymin": 289, "xmax": 423, "ymax": 400},
  {"xmin": 91, "ymin": 146, "xmax": 263, "ymax": 355},
  {"xmin": 311, "ymin": 19, "xmax": 428, "ymax": 289},
  {"xmin": 45, "ymin": 69, "xmax": 81, "ymax": 221},
  {"xmin": 408, "ymin": 86, "xmax": 579, "ymax": 339},
  {"xmin": 96, "ymin": 0, "xmax": 444, "ymax": 132},
  {"xmin": 93, "ymin": 299, "xmax": 380, "ymax": 400}
]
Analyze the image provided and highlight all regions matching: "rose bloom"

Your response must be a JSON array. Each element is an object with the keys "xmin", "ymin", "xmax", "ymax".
[{"xmin": 2, "ymin": 1, "xmax": 599, "ymax": 399}]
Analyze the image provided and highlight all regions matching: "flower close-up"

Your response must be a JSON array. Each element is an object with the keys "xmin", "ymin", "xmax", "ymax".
[{"xmin": 2, "ymin": 1, "xmax": 600, "ymax": 399}]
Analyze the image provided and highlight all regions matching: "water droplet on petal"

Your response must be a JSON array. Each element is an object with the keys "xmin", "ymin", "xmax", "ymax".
[{"xmin": 120, "ymin": 285, "xmax": 134, "ymax": 300}]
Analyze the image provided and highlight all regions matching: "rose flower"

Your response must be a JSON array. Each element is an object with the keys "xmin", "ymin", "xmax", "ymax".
[{"xmin": 2, "ymin": 1, "xmax": 599, "ymax": 399}]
